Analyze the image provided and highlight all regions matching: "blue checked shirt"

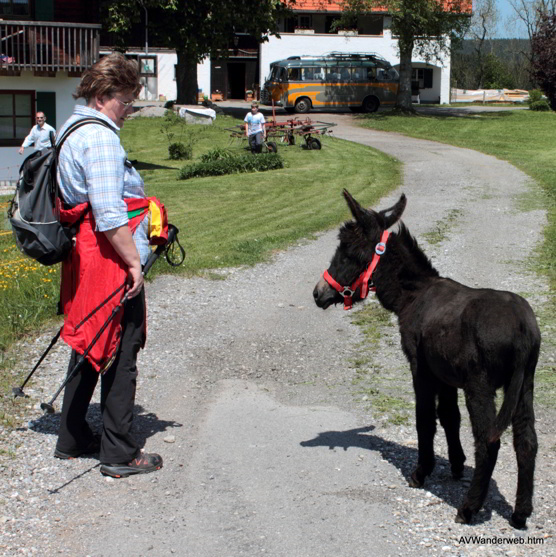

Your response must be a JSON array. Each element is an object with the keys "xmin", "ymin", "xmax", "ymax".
[
  {"xmin": 22, "ymin": 122, "xmax": 56, "ymax": 150},
  {"xmin": 57, "ymin": 105, "xmax": 150, "ymax": 265}
]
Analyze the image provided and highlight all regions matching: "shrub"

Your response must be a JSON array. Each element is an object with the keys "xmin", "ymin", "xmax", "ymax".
[
  {"xmin": 530, "ymin": 100, "xmax": 551, "ymax": 111},
  {"xmin": 528, "ymin": 89, "xmax": 544, "ymax": 104},
  {"xmin": 200, "ymin": 148, "xmax": 235, "ymax": 163},
  {"xmin": 169, "ymin": 142, "xmax": 193, "ymax": 160},
  {"xmin": 178, "ymin": 153, "xmax": 284, "ymax": 180}
]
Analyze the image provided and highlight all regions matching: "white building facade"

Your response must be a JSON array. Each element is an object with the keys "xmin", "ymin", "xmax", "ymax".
[{"xmin": 0, "ymin": 20, "xmax": 102, "ymax": 185}]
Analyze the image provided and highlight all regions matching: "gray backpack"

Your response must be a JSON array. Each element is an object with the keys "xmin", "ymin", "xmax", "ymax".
[{"xmin": 8, "ymin": 118, "xmax": 111, "ymax": 266}]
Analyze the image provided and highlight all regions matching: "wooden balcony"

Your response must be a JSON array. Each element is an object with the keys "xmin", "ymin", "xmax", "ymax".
[{"xmin": 0, "ymin": 20, "xmax": 101, "ymax": 76}]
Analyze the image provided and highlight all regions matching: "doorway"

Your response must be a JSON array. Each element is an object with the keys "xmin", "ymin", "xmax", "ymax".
[{"xmin": 227, "ymin": 63, "xmax": 246, "ymax": 99}]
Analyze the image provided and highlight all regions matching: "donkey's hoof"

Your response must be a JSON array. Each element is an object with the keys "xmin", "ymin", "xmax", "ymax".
[
  {"xmin": 408, "ymin": 471, "xmax": 424, "ymax": 488},
  {"xmin": 510, "ymin": 513, "xmax": 527, "ymax": 530},
  {"xmin": 455, "ymin": 507, "xmax": 473, "ymax": 524}
]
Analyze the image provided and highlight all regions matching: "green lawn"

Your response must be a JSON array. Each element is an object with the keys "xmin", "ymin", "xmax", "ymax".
[
  {"xmin": 0, "ymin": 113, "xmax": 400, "ymax": 426},
  {"xmin": 358, "ymin": 109, "xmax": 556, "ymax": 292}
]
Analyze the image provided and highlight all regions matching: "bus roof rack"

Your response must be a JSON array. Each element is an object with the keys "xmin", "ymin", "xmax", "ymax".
[{"xmin": 321, "ymin": 51, "xmax": 390, "ymax": 63}]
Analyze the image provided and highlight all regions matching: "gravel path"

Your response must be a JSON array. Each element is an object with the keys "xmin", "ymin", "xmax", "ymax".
[{"xmin": 2, "ymin": 114, "xmax": 555, "ymax": 557}]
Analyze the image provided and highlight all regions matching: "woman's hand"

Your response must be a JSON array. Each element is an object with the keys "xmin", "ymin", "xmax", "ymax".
[{"xmin": 104, "ymin": 225, "xmax": 144, "ymax": 298}]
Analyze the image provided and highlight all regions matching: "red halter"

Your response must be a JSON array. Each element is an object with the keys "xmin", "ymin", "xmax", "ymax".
[{"xmin": 323, "ymin": 230, "xmax": 390, "ymax": 310}]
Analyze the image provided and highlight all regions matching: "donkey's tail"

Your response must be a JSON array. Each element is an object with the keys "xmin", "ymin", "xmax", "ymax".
[
  {"xmin": 490, "ymin": 370, "xmax": 524, "ymax": 443},
  {"xmin": 490, "ymin": 342, "xmax": 539, "ymax": 443}
]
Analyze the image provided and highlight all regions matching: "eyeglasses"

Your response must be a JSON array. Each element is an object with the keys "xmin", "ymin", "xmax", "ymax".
[
  {"xmin": 36, "ymin": 117, "xmax": 45, "ymax": 120},
  {"xmin": 113, "ymin": 97, "xmax": 134, "ymax": 108}
]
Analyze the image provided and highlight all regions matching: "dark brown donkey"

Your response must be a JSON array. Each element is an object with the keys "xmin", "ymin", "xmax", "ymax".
[{"xmin": 313, "ymin": 190, "xmax": 540, "ymax": 529}]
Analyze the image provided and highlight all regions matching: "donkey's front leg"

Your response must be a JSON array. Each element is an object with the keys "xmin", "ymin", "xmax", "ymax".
[{"xmin": 409, "ymin": 372, "xmax": 437, "ymax": 488}]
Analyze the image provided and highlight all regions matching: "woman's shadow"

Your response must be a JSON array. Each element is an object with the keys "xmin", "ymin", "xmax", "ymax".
[
  {"xmin": 300, "ymin": 425, "xmax": 515, "ymax": 527},
  {"xmin": 29, "ymin": 402, "xmax": 182, "ymax": 450}
]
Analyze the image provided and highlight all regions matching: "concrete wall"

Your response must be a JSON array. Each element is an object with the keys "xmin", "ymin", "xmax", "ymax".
[{"xmin": 0, "ymin": 73, "xmax": 83, "ymax": 184}]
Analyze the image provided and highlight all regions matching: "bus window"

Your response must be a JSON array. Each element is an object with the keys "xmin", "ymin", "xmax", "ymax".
[
  {"xmin": 366, "ymin": 67, "xmax": 377, "ymax": 80},
  {"xmin": 339, "ymin": 67, "xmax": 351, "ymax": 81},
  {"xmin": 376, "ymin": 66, "xmax": 398, "ymax": 81},
  {"xmin": 270, "ymin": 66, "xmax": 285, "ymax": 81},
  {"xmin": 287, "ymin": 67, "xmax": 301, "ymax": 81},
  {"xmin": 351, "ymin": 67, "xmax": 365, "ymax": 82},
  {"xmin": 325, "ymin": 67, "xmax": 343, "ymax": 82}
]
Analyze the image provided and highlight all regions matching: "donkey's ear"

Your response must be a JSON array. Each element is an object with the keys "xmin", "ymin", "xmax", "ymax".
[
  {"xmin": 379, "ymin": 194, "xmax": 407, "ymax": 229},
  {"xmin": 343, "ymin": 189, "xmax": 366, "ymax": 225}
]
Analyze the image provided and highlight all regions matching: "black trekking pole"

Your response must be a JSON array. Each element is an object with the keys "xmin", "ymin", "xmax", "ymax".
[
  {"xmin": 40, "ymin": 224, "xmax": 183, "ymax": 414},
  {"xmin": 12, "ymin": 328, "xmax": 62, "ymax": 398},
  {"xmin": 11, "ymin": 281, "xmax": 128, "ymax": 399}
]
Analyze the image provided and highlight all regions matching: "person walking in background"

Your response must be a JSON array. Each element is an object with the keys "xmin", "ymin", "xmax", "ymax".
[
  {"xmin": 18, "ymin": 112, "xmax": 55, "ymax": 154},
  {"xmin": 244, "ymin": 102, "xmax": 266, "ymax": 154}
]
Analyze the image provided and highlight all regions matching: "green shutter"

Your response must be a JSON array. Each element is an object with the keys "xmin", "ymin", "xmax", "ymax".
[
  {"xmin": 35, "ymin": 0, "xmax": 55, "ymax": 21},
  {"xmin": 36, "ymin": 92, "xmax": 56, "ymax": 129}
]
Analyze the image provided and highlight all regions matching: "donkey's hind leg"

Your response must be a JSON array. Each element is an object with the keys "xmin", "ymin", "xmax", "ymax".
[
  {"xmin": 456, "ymin": 389, "xmax": 500, "ymax": 524},
  {"xmin": 437, "ymin": 384, "xmax": 466, "ymax": 480},
  {"xmin": 510, "ymin": 374, "xmax": 537, "ymax": 530}
]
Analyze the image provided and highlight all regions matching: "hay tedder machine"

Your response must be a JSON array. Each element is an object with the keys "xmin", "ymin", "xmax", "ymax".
[{"xmin": 226, "ymin": 104, "xmax": 336, "ymax": 152}]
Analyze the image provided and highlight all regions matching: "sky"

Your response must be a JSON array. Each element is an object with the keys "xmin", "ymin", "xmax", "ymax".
[{"xmin": 493, "ymin": 0, "xmax": 530, "ymax": 38}]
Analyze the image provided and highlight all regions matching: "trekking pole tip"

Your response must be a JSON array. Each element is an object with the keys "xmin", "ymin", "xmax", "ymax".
[{"xmin": 12, "ymin": 386, "xmax": 28, "ymax": 398}]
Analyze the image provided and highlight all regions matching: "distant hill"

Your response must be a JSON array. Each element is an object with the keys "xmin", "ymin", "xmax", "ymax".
[
  {"xmin": 451, "ymin": 38, "xmax": 533, "ymax": 90},
  {"xmin": 453, "ymin": 38, "xmax": 530, "ymax": 59}
]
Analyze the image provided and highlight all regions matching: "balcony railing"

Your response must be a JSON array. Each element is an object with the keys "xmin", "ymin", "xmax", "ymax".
[{"xmin": 0, "ymin": 20, "xmax": 101, "ymax": 73}]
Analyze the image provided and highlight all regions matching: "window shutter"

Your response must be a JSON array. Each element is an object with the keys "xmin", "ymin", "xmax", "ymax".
[{"xmin": 36, "ymin": 92, "xmax": 56, "ymax": 128}]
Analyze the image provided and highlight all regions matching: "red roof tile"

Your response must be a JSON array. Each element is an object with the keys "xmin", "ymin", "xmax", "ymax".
[{"xmin": 292, "ymin": 0, "xmax": 471, "ymax": 14}]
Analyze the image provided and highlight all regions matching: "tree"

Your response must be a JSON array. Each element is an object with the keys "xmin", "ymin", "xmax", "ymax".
[
  {"xmin": 333, "ymin": 0, "xmax": 471, "ymax": 110},
  {"xmin": 101, "ymin": 0, "xmax": 293, "ymax": 104},
  {"xmin": 467, "ymin": 0, "xmax": 499, "ymax": 88},
  {"xmin": 507, "ymin": 0, "xmax": 556, "ymax": 43},
  {"xmin": 531, "ymin": 11, "xmax": 556, "ymax": 109}
]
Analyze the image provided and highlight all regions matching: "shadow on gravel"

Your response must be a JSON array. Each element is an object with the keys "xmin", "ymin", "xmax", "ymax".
[
  {"xmin": 300, "ymin": 425, "xmax": 515, "ymax": 526},
  {"xmin": 29, "ymin": 403, "xmax": 183, "ymax": 449}
]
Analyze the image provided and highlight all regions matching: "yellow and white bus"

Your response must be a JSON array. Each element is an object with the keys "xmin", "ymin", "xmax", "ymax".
[{"xmin": 261, "ymin": 52, "xmax": 399, "ymax": 114}]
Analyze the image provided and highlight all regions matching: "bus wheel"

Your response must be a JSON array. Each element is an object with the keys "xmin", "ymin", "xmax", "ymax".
[
  {"xmin": 362, "ymin": 96, "xmax": 379, "ymax": 113},
  {"xmin": 310, "ymin": 138, "xmax": 322, "ymax": 150},
  {"xmin": 294, "ymin": 98, "xmax": 311, "ymax": 114}
]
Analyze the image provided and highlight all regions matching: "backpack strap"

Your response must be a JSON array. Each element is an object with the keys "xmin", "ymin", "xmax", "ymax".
[
  {"xmin": 55, "ymin": 117, "xmax": 115, "ymax": 153},
  {"xmin": 54, "ymin": 117, "xmax": 117, "ymax": 217}
]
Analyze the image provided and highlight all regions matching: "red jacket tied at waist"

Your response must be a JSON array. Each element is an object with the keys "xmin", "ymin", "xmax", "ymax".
[{"xmin": 59, "ymin": 198, "xmax": 150, "ymax": 372}]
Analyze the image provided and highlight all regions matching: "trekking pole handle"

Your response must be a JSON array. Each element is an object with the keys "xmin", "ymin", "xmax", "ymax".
[{"xmin": 142, "ymin": 224, "xmax": 180, "ymax": 277}]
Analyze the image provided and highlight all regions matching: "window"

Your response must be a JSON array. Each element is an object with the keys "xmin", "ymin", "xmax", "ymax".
[
  {"xmin": 0, "ymin": 0, "xmax": 31, "ymax": 18},
  {"xmin": 412, "ymin": 68, "xmax": 433, "ymax": 89},
  {"xmin": 0, "ymin": 90, "xmax": 34, "ymax": 146},
  {"xmin": 287, "ymin": 67, "xmax": 301, "ymax": 81},
  {"xmin": 139, "ymin": 56, "xmax": 157, "ymax": 76},
  {"xmin": 301, "ymin": 67, "xmax": 324, "ymax": 81},
  {"xmin": 297, "ymin": 15, "xmax": 312, "ymax": 29}
]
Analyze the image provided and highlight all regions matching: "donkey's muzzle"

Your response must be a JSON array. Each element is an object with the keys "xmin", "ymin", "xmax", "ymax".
[{"xmin": 313, "ymin": 277, "xmax": 336, "ymax": 309}]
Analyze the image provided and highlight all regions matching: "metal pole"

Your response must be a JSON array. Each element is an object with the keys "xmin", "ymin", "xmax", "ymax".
[{"xmin": 143, "ymin": 3, "xmax": 148, "ymax": 55}]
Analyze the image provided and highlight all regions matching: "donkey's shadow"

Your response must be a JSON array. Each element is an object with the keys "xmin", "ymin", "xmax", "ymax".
[{"xmin": 300, "ymin": 425, "xmax": 514, "ymax": 526}]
